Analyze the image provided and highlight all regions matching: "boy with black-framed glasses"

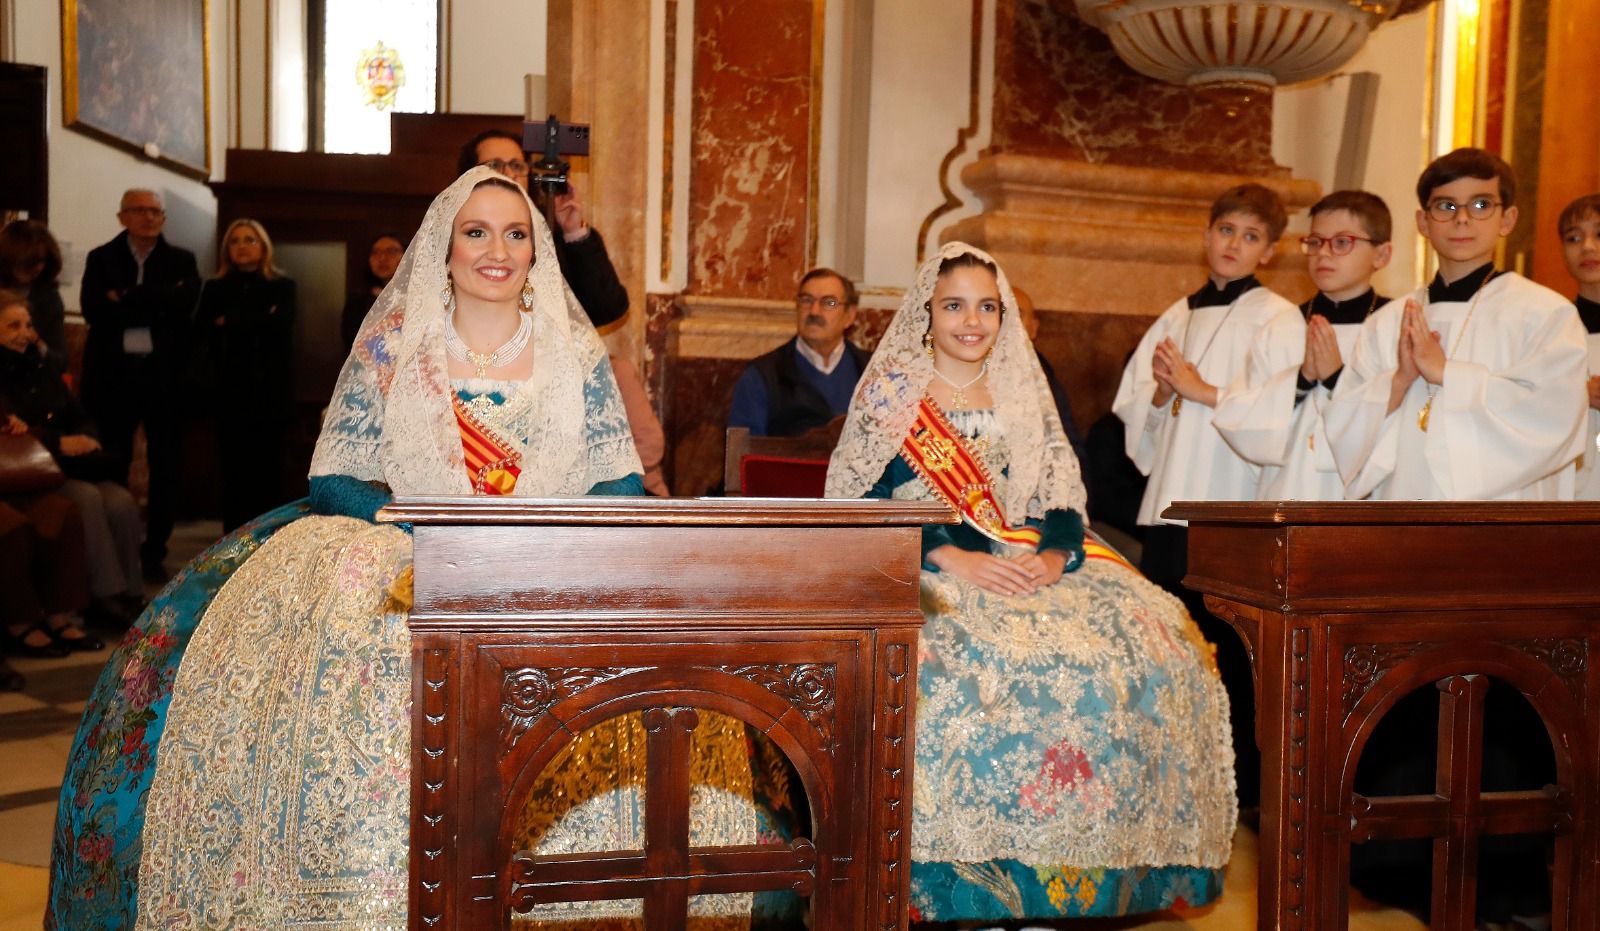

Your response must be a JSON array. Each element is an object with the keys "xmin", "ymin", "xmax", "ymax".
[
  {"xmin": 1241, "ymin": 190, "xmax": 1394, "ymax": 500},
  {"xmin": 1324, "ymin": 147, "xmax": 1587, "ymax": 501}
]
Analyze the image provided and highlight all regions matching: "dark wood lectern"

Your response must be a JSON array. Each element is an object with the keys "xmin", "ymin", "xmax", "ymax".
[
  {"xmin": 1171, "ymin": 502, "xmax": 1600, "ymax": 930},
  {"xmin": 381, "ymin": 496, "xmax": 951, "ymax": 930}
]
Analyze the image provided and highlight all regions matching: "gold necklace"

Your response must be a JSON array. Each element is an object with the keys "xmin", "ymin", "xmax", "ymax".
[
  {"xmin": 1417, "ymin": 275, "xmax": 1493, "ymax": 432},
  {"xmin": 1171, "ymin": 299, "xmax": 1240, "ymax": 415}
]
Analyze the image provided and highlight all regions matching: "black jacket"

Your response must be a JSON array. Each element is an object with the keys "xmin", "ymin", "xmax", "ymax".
[
  {"xmin": 193, "ymin": 271, "xmax": 298, "ymax": 418},
  {"xmin": 554, "ymin": 228, "xmax": 628, "ymax": 328},
  {"xmin": 78, "ymin": 231, "xmax": 200, "ymax": 394},
  {"xmin": 0, "ymin": 343, "xmax": 116, "ymax": 481}
]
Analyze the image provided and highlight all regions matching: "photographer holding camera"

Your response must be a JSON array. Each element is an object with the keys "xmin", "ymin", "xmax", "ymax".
[{"xmin": 456, "ymin": 129, "xmax": 629, "ymax": 328}]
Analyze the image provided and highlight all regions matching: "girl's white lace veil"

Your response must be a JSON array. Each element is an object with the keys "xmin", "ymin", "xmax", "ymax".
[{"xmin": 824, "ymin": 241, "xmax": 1087, "ymax": 521}]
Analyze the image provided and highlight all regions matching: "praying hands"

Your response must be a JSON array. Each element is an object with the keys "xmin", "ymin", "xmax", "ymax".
[
  {"xmin": 1152, "ymin": 336, "xmax": 1219, "ymax": 408},
  {"xmin": 1301, "ymin": 315, "xmax": 1344, "ymax": 382}
]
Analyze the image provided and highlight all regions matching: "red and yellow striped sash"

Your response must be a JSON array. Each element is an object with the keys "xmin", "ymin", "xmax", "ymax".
[
  {"xmin": 452, "ymin": 396, "xmax": 521, "ymax": 495},
  {"xmin": 900, "ymin": 397, "xmax": 1041, "ymax": 547},
  {"xmin": 1083, "ymin": 538, "xmax": 1134, "ymax": 571}
]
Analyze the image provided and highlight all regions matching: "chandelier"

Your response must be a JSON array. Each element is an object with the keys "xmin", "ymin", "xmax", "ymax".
[{"xmin": 1075, "ymin": 0, "xmax": 1400, "ymax": 93}]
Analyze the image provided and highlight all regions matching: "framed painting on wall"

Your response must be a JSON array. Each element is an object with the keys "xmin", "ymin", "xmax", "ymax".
[{"xmin": 61, "ymin": 0, "xmax": 211, "ymax": 180}]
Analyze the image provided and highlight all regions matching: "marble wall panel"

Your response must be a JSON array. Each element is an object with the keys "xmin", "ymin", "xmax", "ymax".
[
  {"xmin": 992, "ymin": 0, "xmax": 1280, "ymax": 176},
  {"xmin": 687, "ymin": 0, "xmax": 815, "ymax": 299}
]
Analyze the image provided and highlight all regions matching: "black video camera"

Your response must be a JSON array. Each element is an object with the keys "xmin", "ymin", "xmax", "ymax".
[{"xmin": 522, "ymin": 115, "xmax": 590, "ymax": 209}]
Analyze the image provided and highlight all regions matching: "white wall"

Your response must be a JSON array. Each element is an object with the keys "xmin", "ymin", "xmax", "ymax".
[
  {"xmin": 859, "ymin": 3, "xmax": 974, "ymax": 290},
  {"xmin": 1273, "ymin": 11, "xmax": 1435, "ymax": 298},
  {"xmin": 445, "ymin": 0, "xmax": 546, "ymax": 114},
  {"xmin": 11, "ymin": 1, "xmax": 230, "ymax": 309}
]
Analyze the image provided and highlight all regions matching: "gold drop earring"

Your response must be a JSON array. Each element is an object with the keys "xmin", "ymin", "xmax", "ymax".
[
  {"xmin": 441, "ymin": 278, "xmax": 456, "ymax": 315},
  {"xmin": 520, "ymin": 275, "xmax": 535, "ymax": 311}
]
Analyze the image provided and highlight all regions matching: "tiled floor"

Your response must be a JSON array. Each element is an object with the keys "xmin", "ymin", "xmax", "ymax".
[{"xmin": 0, "ymin": 520, "xmax": 1427, "ymax": 929}]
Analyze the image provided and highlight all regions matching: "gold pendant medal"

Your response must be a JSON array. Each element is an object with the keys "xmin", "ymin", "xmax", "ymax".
[
  {"xmin": 1171, "ymin": 396, "xmax": 1182, "ymax": 416},
  {"xmin": 1417, "ymin": 397, "xmax": 1432, "ymax": 432}
]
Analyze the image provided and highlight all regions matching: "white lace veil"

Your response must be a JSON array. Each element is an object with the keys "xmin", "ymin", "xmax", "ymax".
[
  {"xmin": 310, "ymin": 165, "xmax": 639, "ymax": 496},
  {"xmin": 824, "ymin": 241, "xmax": 1087, "ymax": 520}
]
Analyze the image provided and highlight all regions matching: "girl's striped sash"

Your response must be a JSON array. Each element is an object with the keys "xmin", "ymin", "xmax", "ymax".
[
  {"xmin": 453, "ymin": 396, "xmax": 522, "ymax": 495},
  {"xmin": 900, "ymin": 397, "xmax": 1041, "ymax": 547},
  {"xmin": 1083, "ymin": 537, "xmax": 1134, "ymax": 571}
]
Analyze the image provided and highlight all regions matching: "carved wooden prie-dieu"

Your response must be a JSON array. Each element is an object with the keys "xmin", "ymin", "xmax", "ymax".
[
  {"xmin": 1171, "ymin": 502, "xmax": 1600, "ymax": 930},
  {"xmin": 384, "ymin": 497, "xmax": 950, "ymax": 930}
]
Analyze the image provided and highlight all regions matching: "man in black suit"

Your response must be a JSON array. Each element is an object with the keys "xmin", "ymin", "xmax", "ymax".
[{"xmin": 79, "ymin": 189, "xmax": 200, "ymax": 580}]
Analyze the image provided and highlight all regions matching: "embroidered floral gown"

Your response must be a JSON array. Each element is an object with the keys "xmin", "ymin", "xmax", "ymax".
[
  {"xmin": 44, "ymin": 372, "xmax": 686, "ymax": 930},
  {"xmin": 867, "ymin": 408, "xmax": 1237, "ymax": 920}
]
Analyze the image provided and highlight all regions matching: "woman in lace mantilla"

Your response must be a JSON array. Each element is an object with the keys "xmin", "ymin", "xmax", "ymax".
[
  {"xmin": 45, "ymin": 169, "xmax": 759, "ymax": 930},
  {"xmin": 825, "ymin": 243, "xmax": 1237, "ymax": 920}
]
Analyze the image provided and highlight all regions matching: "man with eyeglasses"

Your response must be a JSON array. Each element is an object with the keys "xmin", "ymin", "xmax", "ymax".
[
  {"xmin": 727, "ymin": 267, "xmax": 868, "ymax": 437},
  {"xmin": 456, "ymin": 129, "xmax": 628, "ymax": 328},
  {"xmin": 1325, "ymin": 147, "xmax": 1587, "ymax": 506},
  {"xmin": 79, "ymin": 188, "xmax": 201, "ymax": 581}
]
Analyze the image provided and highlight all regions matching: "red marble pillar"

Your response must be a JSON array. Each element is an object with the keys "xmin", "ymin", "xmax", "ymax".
[{"xmin": 688, "ymin": 0, "xmax": 817, "ymax": 299}]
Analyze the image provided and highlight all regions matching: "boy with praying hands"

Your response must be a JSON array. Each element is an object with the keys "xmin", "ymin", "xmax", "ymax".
[
  {"xmin": 1324, "ymin": 148, "xmax": 1587, "ymax": 500},
  {"xmin": 1249, "ymin": 190, "xmax": 1393, "ymax": 500},
  {"xmin": 1112, "ymin": 182, "xmax": 1303, "ymax": 808}
]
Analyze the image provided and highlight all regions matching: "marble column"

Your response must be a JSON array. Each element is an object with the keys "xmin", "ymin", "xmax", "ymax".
[
  {"xmin": 936, "ymin": 0, "xmax": 1319, "ymax": 436},
  {"xmin": 546, "ymin": 0, "xmax": 653, "ymax": 358}
]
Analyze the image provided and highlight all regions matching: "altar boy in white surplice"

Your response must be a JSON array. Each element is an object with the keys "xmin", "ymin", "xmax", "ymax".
[
  {"xmin": 1559, "ymin": 193, "xmax": 1600, "ymax": 499},
  {"xmin": 1112, "ymin": 182, "xmax": 1302, "ymax": 807},
  {"xmin": 1249, "ymin": 191, "xmax": 1393, "ymax": 500},
  {"xmin": 1324, "ymin": 148, "xmax": 1588, "ymax": 501}
]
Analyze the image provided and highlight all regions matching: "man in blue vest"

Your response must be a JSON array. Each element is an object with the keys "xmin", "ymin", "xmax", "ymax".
[{"xmin": 728, "ymin": 268, "xmax": 869, "ymax": 437}]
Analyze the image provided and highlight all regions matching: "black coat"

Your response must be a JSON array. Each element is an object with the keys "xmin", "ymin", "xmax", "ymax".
[
  {"xmin": 78, "ymin": 231, "xmax": 201, "ymax": 398},
  {"xmin": 0, "ymin": 343, "xmax": 117, "ymax": 482},
  {"xmin": 193, "ymin": 271, "xmax": 298, "ymax": 419},
  {"xmin": 553, "ymin": 228, "xmax": 628, "ymax": 328}
]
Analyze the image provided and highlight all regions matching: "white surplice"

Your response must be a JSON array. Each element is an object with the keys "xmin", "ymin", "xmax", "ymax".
[
  {"xmin": 1114, "ymin": 286, "xmax": 1304, "ymax": 526},
  {"xmin": 1252, "ymin": 321, "xmax": 1364, "ymax": 501},
  {"xmin": 1575, "ymin": 335, "xmax": 1600, "ymax": 499},
  {"xmin": 1324, "ymin": 272, "xmax": 1588, "ymax": 500}
]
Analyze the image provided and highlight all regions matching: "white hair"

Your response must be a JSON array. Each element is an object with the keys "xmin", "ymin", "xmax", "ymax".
[{"xmin": 120, "ymin": 188, "xmax": 164, "ymax": 210}]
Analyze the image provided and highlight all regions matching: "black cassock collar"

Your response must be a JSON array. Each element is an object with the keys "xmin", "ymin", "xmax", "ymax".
[{"xmin": 1188, "ymin": 275, "xmax": 1260, "ymax": 309}]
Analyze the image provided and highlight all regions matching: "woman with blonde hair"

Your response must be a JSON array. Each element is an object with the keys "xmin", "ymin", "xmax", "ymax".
[{"xmin": 194, "ymin": 218, "xmax": 298, "ymax": 528}]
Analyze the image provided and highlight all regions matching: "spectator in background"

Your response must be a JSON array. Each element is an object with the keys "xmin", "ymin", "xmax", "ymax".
[
  {"xmin": 728, "ymin": 267, "xmax": 869, "ymax": 437},
  {"xmin": 0, "ymin": 219, "xmax": 67, "ymax": 359},
  {"xmin": 194, "ymin": 219, "xmax": 297, "ymax": 531},
  {"xmin": 0, "ymin": 290, "xmax": 139, "ymax": 632},
  {"xmin": 342, "ymin": 232, "xmax": 407, "ymax": 351},
  {"xmin": 79, "ymin": 188, "xmax": 200, "ymax": 581},
  {"xmin": 457, "ymin": 129, "xmax": 629, "ymax": 328}
]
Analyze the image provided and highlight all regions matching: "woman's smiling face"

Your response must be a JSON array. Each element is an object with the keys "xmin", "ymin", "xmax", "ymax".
[
  {"xmin": 448, "ymin": 183, "xmax": 534, "ymax": 307},
  {"xmin": 0, "ymin": 302, "xmax": 35, "ymax": 353}
]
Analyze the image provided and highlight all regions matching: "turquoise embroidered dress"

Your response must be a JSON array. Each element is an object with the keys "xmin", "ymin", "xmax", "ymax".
[
  {"xmin": 47, "ymin": 167, "xmax": 648, "ymax": 930},
  {"xmin": 869, "ymin": 409, "xmax": 1234, "ymax": 920}
]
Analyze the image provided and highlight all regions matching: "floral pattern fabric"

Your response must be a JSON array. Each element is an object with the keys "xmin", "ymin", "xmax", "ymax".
[
  {"xmin": 48, "ymin": 502, "xmax": 310, "ymax": 930},
  {"xmin": 886, "ymin": 409, "xmax": 1237, "ymax": 920}
]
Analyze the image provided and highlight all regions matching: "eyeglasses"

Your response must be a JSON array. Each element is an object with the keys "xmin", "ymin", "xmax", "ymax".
[
  {"xmin": 480, "ymin": 158, "xmax": 530, "ymax": 176},
  {"xmin": 1426, "ymin": 196, "xmax": 1501, "ymax": 222},
  {"xmin": 228, "ymin": 235, "xmax": 262, "ymax": 246},
  {"xmin": 1299, "ymin": 234, "xmax": 1375, "ymax": 256},
  {"xmin": 796, "ymin": 295, "xmax": 843, "ymax": 310},
  {"xmin": 121, "ymin": 206, "xmax": 164, "ymax": 217}
]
